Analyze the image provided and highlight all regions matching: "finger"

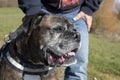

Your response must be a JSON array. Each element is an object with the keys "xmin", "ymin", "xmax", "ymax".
[
  {"xmin": 86, "ymin": 17, "xmax": 92, "ymax": 32},
  {"xmin": 73, "ymin": 12, "xmax": 82, "ymax": 21}
]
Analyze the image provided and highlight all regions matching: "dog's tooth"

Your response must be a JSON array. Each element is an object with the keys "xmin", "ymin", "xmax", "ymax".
[
  {"xmin": 40, "ymin": 45, "xmax": 44, "ymax": 49},
  {"xmin": 64, "ymin": 54, "xmax": 68, "ymax": 57}
]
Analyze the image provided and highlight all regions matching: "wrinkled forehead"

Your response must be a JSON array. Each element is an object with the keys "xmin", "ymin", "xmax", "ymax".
[{"xmin": 39, "ymin": 14, "xmax": 69, "ymax": 28}]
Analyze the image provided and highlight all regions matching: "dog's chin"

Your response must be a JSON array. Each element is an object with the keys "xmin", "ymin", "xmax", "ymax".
[{"xmin": 46, "ymin": 48, "xmax": 78, "ymax": 67}]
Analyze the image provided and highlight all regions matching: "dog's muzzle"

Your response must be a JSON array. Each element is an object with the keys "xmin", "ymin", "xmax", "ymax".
[
  {"xmin": 45, "ymin": 31, "xmax": 80, "ymax": 67},
  {"xmin": 47, "ymin": 49, "xmax": 78, "ymax": 67}
]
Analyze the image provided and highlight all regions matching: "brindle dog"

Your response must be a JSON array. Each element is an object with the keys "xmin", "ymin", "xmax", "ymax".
[{"xmin": 0, "ymin": 12, "xmax": 80, "ymax": 80}]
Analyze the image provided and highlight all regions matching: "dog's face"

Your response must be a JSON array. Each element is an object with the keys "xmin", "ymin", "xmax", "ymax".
[{"xmin": 18, "ymin": 13, "xmax": 80, "ymax": 67}]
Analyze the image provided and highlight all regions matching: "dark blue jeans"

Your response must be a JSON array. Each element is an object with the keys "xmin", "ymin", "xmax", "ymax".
[{"xmin": 41, "ymin": 9, "xmax": 88, "ymax": 80}]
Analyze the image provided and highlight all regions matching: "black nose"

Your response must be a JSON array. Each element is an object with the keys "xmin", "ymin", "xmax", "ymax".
[{"xmin": 63, "ymin": 30, "xmax": 80, "ymax": 42}]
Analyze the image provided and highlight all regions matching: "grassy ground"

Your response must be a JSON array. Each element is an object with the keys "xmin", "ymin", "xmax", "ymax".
[
  {"xmin": 88, "ymin": 34, "xmax": 120, "ymax": 80},
  {"xmin": 0, "ymin": 8, "xmax": 120, "ymax": 80},
  {"xmin": 0, "ymin": 7, "xmax": 24, "ymax": 45}
]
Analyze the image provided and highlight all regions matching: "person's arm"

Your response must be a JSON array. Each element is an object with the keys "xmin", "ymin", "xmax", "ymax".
[
  {"xmin": 18, "ymin": 0, "xmax": 42, "ymax": 15},
  {"xmin": 73, "ymin": 0, "xmax": 103, "ymax": 32},
  {"xmin": 81, "ymin": 0, "xmax": 103, "ymax": 16}
]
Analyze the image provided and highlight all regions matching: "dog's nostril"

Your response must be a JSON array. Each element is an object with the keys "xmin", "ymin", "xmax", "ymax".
[
  {"xmin": 73, "ymin": 33, "xmax": 80, "ymax": 42},
  {"xmin": 74, "ymin": 34, "xmax": 77, "ymax": 38},
  {"xmin": 59, "ymin": 44, "xmax": 63, "ymax": 48},
  {"xmin": 73, "ymin": 34, "xmax": 79, "ymax": 39}
]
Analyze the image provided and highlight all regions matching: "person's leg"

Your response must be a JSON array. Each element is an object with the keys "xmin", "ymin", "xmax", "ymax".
[{"xmin": 59, "ymin": 11, "xmax": 89, "ymax": 80}]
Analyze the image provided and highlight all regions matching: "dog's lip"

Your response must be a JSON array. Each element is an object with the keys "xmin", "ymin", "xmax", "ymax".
[
  {"xmin": 49, "ymin": 51, "xmax": 75, "ymax": 63},
  {"xmin": 58, "ymin": 52, "xmax": 75, "ymax": 63},
  {"xmin": 47, "ymin": 48, "xmax": 77, "ymax": 66}
]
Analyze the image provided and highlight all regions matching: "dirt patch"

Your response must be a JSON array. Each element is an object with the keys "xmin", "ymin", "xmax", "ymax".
[{"xmin": 0, "ymin": 0, "xmax": 17, "ymax": 7}]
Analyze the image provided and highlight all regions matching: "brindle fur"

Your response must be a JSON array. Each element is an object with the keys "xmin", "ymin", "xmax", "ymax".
[{"xmin": 0, "ymin": 13, "xmax": 80, "ymax": 80}]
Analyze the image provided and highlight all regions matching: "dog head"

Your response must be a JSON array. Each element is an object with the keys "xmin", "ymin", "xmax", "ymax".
[{"xmin": 16, "ymin": 12, "xmax": 80, "ymax": 67}]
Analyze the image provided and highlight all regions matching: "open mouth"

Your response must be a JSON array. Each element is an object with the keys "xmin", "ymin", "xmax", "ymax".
[{"xmin": 46, "ymin": 48, "xmax": 78, "ymax": 67}]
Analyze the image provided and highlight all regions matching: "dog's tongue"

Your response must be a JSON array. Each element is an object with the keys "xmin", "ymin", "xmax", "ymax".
[{"xmin": 67, "ymin": 52, "xmax": 75, "ymax": 56}]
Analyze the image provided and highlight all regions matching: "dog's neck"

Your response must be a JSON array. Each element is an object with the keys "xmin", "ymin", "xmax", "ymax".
[{"xmin": 10, "ymin": 33, "xmax": 46, "ymax": 67}]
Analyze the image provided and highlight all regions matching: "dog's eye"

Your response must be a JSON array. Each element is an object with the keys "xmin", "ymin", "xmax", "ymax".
[{"xmin": 53, "ymin": 26, "xmax": 64, "ymax": 32}]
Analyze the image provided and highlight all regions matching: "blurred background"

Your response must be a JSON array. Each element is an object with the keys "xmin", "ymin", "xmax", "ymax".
[
  {"xmin": 0, "ymin": 0, "xmax": 120, "ymax": 41},
  {"xmin": 0, "ymin": 0, "xmax": 120, "ymax": 80},
  {"xmin": 92, "ymin": 0, "xmax": 120, "ymax": 41}
]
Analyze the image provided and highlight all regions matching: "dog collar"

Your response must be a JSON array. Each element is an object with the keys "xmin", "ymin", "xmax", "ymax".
[{"xmin": 4, "ymin": 51, "xmax": 53, "ymax": 74}]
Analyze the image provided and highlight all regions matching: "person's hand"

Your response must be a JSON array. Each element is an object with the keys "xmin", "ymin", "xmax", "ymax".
[{"xmin": 73, "ymin": 11, "xmax": 92, "ymax": 32}]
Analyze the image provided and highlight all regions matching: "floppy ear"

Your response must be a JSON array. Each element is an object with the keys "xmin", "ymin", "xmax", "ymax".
[
  {"xmin": 22, "ymin": 11, "xmax": 46, "ymax": 35},
  {"xmin": 22, "ymin": 15, "xmax": 33, "ymax": 33}
]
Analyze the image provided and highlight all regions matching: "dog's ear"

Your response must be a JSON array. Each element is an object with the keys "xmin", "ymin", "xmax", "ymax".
[{"xmin": 22, "ymin": 11, "xmax": 46, "ymax": 35}]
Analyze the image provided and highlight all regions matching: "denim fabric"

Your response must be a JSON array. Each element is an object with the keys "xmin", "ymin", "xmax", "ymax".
[
  {"xmin": 60, "ymin": 11, "xmax": 89, "ymax": 80},
  {"xmin": 41, "ymin": 9, "xmax": 89, "ymax": 80}
]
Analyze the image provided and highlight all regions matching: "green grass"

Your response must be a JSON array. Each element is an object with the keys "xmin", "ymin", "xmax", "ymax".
[
  {"xmin": 0, "ymin": 8, "xmax": 120, "ymax": 80},
  {"xmin": 0, "ymin": 7, "xmax": 24, "ymax": 43},
  {"xmin": 88, "ymin": 34, "xmax": 120, "ymax": 80}
]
